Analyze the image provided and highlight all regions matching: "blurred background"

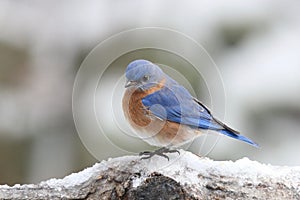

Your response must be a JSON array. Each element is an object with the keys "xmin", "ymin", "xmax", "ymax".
[{"xmin": 1, "ymin": 0, "xmax": 300, "ymax": 185}]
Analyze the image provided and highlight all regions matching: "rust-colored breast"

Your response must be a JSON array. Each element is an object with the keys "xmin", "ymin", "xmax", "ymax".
[
  {"xmin": 122, "ymin": 79, "xmax": 166, "ymax": 128},
  {"xmin": 122, "ymin": 79, "xmax": 202, "ymax": 147},
  {"xmin": 122, "ymin": 88, "xmax": 151, "ymax": 127}
]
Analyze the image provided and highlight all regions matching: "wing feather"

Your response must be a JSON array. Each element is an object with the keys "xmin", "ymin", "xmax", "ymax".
[{"xmin": 142, "ymin": 85, "xmax": 223, "ymax": 130}]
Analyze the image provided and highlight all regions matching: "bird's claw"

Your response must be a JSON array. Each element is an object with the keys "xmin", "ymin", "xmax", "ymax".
[{"xmin": 139, "ymin": 147, "xmax": 180, "ymax": 160}]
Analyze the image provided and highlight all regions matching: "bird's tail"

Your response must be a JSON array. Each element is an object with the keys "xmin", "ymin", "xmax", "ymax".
[
  {"xmin": 213, "ymin": 117, "xmax": 259, "ymax": 147},
  {"xmin": 218, "ymin": 129, "xmax": 259, "ymax": 148}
]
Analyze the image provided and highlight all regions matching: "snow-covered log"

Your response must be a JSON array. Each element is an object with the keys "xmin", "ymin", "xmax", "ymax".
[{"xmin": 0, "ymin": 150, "xmax": 299, "ymax": 199}]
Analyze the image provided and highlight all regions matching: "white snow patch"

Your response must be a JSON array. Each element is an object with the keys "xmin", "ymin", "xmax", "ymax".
[
  {"xmin": 40, "ymin": 162, "xmax": 105, "ymax": 188},
  {"xmin": 1, "ymin": 150, "xmax": 300, "ymax": 190},
  {"xmin": 132, "ymin": 176, "xmax": 145, "ymax": 188}
]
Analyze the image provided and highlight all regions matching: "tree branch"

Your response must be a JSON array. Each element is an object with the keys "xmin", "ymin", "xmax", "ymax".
[{"xmin": 1, "ymin": 150, "xmax": 299, "ymax": 199}]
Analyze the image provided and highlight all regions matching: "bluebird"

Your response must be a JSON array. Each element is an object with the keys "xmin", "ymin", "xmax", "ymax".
[{"xmin": 122, "ymin": 59, "xmax": 258, "ymax": 159}]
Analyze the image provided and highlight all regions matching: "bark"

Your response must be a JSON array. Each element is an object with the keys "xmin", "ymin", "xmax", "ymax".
[{"xmin": 0, "ymin": 150, "xmax": 299, "ymax": 200}]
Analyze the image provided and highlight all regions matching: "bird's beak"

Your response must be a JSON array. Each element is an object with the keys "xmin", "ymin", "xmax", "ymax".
[{"xmin": 125, "ymin": 80, "xmax": 138, "ymax": 88}]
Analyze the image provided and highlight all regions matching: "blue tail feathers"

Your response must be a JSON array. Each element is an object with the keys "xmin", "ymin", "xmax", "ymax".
[{"xmin": 218, "ymin": 129, "xmax": 259, "ymax": 148}]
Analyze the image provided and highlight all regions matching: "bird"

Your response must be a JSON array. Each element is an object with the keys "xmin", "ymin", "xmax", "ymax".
[{"xmin": 122, "ymin": 59, "xmax": 258, "ymax": 159}]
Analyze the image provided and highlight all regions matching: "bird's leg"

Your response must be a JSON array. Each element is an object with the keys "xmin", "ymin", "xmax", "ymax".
[{"xmin": 139, "ymin": 147, "xmax": 180, "ymax": 161}]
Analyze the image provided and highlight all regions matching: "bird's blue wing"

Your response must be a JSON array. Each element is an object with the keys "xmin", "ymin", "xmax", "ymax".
[{"xmin": 142, "ymin": 85, "xmax": 223, "ymax": 130}]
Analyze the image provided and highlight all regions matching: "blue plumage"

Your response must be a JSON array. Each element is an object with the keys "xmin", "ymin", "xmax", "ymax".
[
  {"xmin": 218, "ymin": 129, "xmax": 259, "ymax": 147},
  {"xmin": 142, "ymin": 86, "xmax": 220, "ymax": 130},
  {"xmin": 124, "ymin": 59, "xmax": 259, "ymax": 147}
]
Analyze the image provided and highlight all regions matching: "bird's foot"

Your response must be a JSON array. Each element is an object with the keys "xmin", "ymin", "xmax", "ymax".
[{"xmin": 139, "ymin": 147, "xmax": 180, "ymax": 161}]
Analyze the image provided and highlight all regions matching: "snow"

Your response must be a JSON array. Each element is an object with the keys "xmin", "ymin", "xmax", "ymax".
[
  {"xmin": 1, "ymin": 150, "xmax": 300, "ymax": 191},
  {"xmin": 113, "ymin": 150, "xmax": 300, "ymax": 190},
  {"xmin": 42, "ymin": 151, "xmax": 299, "ymax": 192},
  {"xmin": 40, "ymin": 162, "xmax": 106, "ymax": 188}
]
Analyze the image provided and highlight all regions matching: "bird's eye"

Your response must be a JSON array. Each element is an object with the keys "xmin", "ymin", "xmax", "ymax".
[{"xmin": 142, "ymin": 75, "xmax": 150, "ymax": 82}]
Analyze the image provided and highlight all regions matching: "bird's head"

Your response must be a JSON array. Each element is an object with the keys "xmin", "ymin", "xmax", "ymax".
[{"xmin": 125, "ymin": 59, "xmax": 165, "ymax": 91}]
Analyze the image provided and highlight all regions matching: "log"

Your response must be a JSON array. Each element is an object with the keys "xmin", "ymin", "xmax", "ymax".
[{"xmin": 0, "ymin": 150, "xmax": 299, "ymax": 199}]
